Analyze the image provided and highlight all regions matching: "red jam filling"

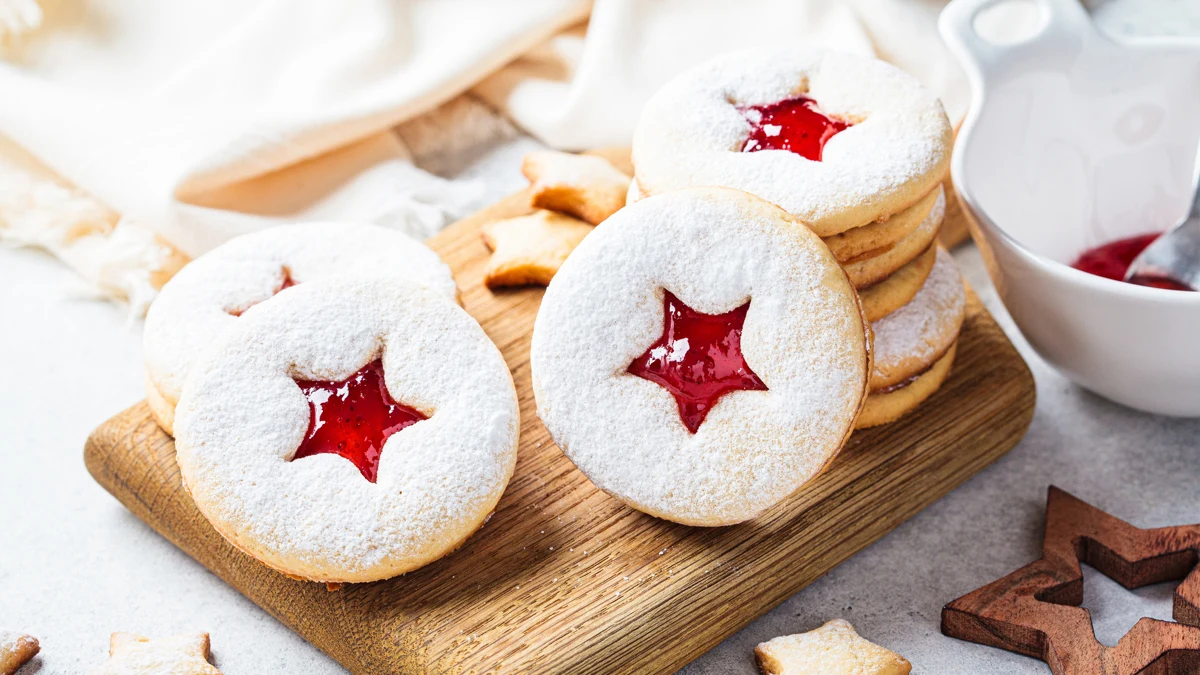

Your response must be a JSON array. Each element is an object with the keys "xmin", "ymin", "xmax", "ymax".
[
  {"xmin": 628, "ymin": 291, "xmax": 768, "ymax": 434},
  {"xmin": 229, "ymin": 270, "xmax": 297, "ymax": 316},
  {"xmin": 1070, "ymin": 233, "xmax": 1193, "ymax": 291},
  {"xmin": 740, "ymin": 96, "xmax": 849, "ymax": 161},
  {"xmin": 292, "ymin": 359, "xmax": 426, "ymax": 482}
]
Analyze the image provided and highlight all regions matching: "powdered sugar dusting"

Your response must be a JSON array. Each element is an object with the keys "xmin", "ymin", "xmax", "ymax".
[
  {"xmin": 530, "ymin": 188, "xmax": 869, "ymax": 526},
  {"xmin": 173, "ymin": 276, "xmax": 518, "ymax": 583},
  {"xmin": 144, "ymin": 222, "xmax": 457, "ymax": 412},
  {"xmin": 632, "ymin": 49, "xmax": 953, "ymax": 236},
  {"xmin": 870, "ymin": 248, "xmax": 966, "ymax": 389}
]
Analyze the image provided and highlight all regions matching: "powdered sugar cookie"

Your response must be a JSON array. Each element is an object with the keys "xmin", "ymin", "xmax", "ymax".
[
  {"xmin": 859, "ymin": 244, "xmax": 936, "ymax": 323},
  {"xmin": 531, "ymin": 188, "xmax": 870, "ymax": 527},
  {"xmin": 522, "ymin": 150, "xmax": 631, "ymax": 225},
  {"xmin": 144, "ymin": 222, "xmax": 456, "ymax": 436},
  {"xmin": 844, "ymin": 188, "xmax": 944, "ymax": 288},
  {"xmin": 755, "ymin": 619, "xmax": 911, "ymax": 675},
  {"xmin": 174, "ymin": 277, "xmax": 519, "ymax": 583},
  {"xmin": 824, "ymin": 186, "xmax": 941, "ymax": 264},
  {"xmin": 626, "ymin": 177, "xmax": 643, "ymax": 206},
  {"xmin": 93, "ymin": 633, "xmax": 220, "ymax": 675},
  {"xmin": 870, "ymin": 248, "xmax": 965, "ymax": 390},
  {"xmin": 858, "ymin": 342, "xmax": 957, "ymax": 429},
  {"xmin": 632, "ymin": 49, "xmax": 953, "ymax": 236},
  {"xmin": 0, "ymin": 631, "xmax": 38, "ymax": 675},
  {"xmin": 480, "ymin": 210, "xmax": 593, "ymax": 288}
]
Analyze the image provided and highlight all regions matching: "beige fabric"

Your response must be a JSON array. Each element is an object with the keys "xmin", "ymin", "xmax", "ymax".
[{"xmin": 0, "ymin": 0, "xmax": 986, "ymax": 306}]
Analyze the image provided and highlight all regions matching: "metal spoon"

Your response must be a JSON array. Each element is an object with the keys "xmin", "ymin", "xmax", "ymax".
[{"xmin": 1123, "ymin": 141, "xmax": 1200, "ymax": 290}]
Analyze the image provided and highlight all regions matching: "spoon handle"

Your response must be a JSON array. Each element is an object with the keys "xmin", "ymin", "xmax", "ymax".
[{"xmin": 1123, "ymin": 138, "xmax": 1200, "ymax": 288}]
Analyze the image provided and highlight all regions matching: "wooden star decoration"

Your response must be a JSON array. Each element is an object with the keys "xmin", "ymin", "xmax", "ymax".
[
  {"xmin": 93, "ymin": 633, "xmax": 222, "ymax": 675},
  {"xmin": 942, "ymin": 486, "xmax": 1200, "ymax": 674}
]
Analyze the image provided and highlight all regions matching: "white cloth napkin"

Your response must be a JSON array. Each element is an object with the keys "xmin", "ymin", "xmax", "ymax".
[{"xmin": 0, "ymin": 0, "xmax": 980, "ymax": 308}]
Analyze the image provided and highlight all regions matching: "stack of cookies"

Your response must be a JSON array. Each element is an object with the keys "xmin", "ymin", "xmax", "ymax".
[{"xmin": 628, "ymin": 48, "xmax": 966, "ymax": 427}]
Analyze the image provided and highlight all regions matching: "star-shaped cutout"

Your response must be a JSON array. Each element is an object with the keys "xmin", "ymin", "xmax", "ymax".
[
  {"xmin": 627, "ymin": 291, "xmax": 767, "ymax": 434},
  {"xmin": 292, "ymin": 359, "xmax": 426, "ymax": 483},
  {"xmin": 942, "ymin": 486, "xmax": 1200, "ymax": 674},
  {"xmin": 93, "ymin": 633, "xmax": 222, "ymax": 675}
]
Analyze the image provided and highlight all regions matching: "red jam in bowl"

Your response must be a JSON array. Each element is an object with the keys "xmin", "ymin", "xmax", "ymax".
[
  {"xmin": 740, "ymin": 96, "xmax": 849, "ymax": 161},
  {"xmin": 292, "ymin": 359, "xmax": 427, "ymax": 482},
  {"xmin": 628, "ymin": 291, "xmax": 768, "ymax": 434},
  {"xmin": 1070, "ymin": 233, "xmax": 1193, "ymax": 291}
]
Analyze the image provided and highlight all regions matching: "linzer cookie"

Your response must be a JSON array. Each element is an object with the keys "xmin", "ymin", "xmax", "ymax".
[
  {"xmin": 173, "ymin": 277, "xmax": 519, "ymax": 584},
  {"xmin": 631, "ymin": 49, "xmax": 953, "ymax": 237},
  {"xmin": 859, "ymin": 248, "xmax": 966, "ymax": 428},
  {"xmin": 530, "ymin": 188, "xmax": 870, "ymax": 526},
  {"xmin": 843, "ymin": 189, "xmax": 944, "ymax": 288},
  {"xmin": 859, "ymin": 244, "xmax": 936, "ymax": 323},
  {"xmin": 143, "ymin": 222, "xmax": 456, "ymax": 436}
]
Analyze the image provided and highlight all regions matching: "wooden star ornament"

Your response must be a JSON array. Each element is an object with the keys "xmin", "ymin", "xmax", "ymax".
[
  {"xmin": 93, "ymin": 633, "xmax": 222, "ymax": 675},
  {"xmin": 942, "ymin": 486, "xmax": 1200, "ymax": 674}
]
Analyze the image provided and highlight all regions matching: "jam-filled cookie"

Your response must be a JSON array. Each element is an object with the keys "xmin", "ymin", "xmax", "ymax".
[
  {"xmin": 143, "ymin": 222, "xmax": 456, "ymax": 436},
  {"xmin": 842, "ymin": 188, "xmax": 944, "ymax": 288},
  {"xmin": 858, "ymin": 244, "xmax": 937, "ymax": 323},
  {"xmin": 858, "ymin": 342, "xmax": 957, "ymax": 429},
  {"xmin": 632, "ymin": 49, "xmax": 953, "ymax": 237},
  {"xmin": 869, "ymin": 248, "xmax": 965, "ymax": 390},
  {"xmin": 857, "ymin": 248, "xmax": 965, "ymax": 428},
  {"xmin": 174, "ymin": 277, "xmax": 518, "ymax": 584},
  {"xmin": 824, "ymin": 186, "xmax": 942, "ymax": 265},
  {"xmin": 531, "ymin": 188, "xmax": 870, "ymax": 526}
]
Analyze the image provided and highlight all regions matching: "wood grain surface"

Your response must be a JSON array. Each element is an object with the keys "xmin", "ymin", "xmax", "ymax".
[
  {"xmin": 943, "ymin": 487, "xmax": 1200, "ymax": 675},
  {"xmin": 85, "ymin": 153, "xmax": 1032, "ymax": 675}
]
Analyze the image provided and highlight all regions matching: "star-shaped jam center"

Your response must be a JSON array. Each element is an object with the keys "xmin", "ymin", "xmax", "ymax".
[
  {"xmin": 740, "ymin": 95, "xmax": 850, "ymax": 161},
  {"xmin": 627, "ymin": 291, "xmax": 767, "ymax": 434},
  {"xmin": 291, "ymin": 359, "xmax": 426, "ymax": 483}
]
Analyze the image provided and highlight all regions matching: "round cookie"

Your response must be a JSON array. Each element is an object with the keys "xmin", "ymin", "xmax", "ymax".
[
  {"xmin": 144, "ymin": 222, "xmax": 456, "ymax": 436},
  {"xmin": 844, "ymin": 188, "xmax": 944, "ymax": 288},
  {"xmin": 626, "ymin": 177, "xmax": 643, "ymax": 206},
  {"xmin": 857, "ymin": 342, "xmax": 957, "ymax": 429},
  {"xmin": 870, "ymin": 247, "xmax": 966, "ymax": 390},
  {"xmin": 859, "ymin": 244, "xmax": 937, "ymax": 322},
  {"xmin": 632, "ymin": 49, "xmax": 953, "ymax": 236},
  {"xmin": 531, "ymin": 187, "xmax": 871, "ymax": 527},
  {"xmin": 173, "ymin": 276, "xmax": 519, "ymax": 584},
  {"xmin": 823, "ymin": 186, "xmax": 941, "ymax": 264}
]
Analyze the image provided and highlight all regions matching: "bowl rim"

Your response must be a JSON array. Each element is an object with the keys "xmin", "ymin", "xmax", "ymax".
[{"xmin": 948, "ymin": 0, "xmax": 1200, "ymax": 305}]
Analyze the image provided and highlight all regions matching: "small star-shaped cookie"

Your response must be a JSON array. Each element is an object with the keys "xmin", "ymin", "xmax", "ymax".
[
  {"xmin": 0, "ymin": 631, "xmax": 39, "ymax": 675},
  {"xmin": 755, "ymin": 619, "xmax": 911, "ymax": 675},
  {"xmin": 522, "ymin": 150, "xmax": 631, "ymax": 225},
  {"xmin": 93, "ymin": 633, "xmax": 222, "ymax": 675},
  {"xmin": 480, "ymin": 210, "xmax": 593, "ymax": 288}
]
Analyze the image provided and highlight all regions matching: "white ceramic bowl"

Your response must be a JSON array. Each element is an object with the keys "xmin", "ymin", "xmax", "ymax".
[{"xmin": 940, "ymin": 0, "xmax": 1200, "ymax": 416}]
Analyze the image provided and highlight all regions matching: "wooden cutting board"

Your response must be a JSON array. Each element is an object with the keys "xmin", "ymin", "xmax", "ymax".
[{"xmin": 85, "ymin": 151, "xmax": 1033, "ymax": 675}]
